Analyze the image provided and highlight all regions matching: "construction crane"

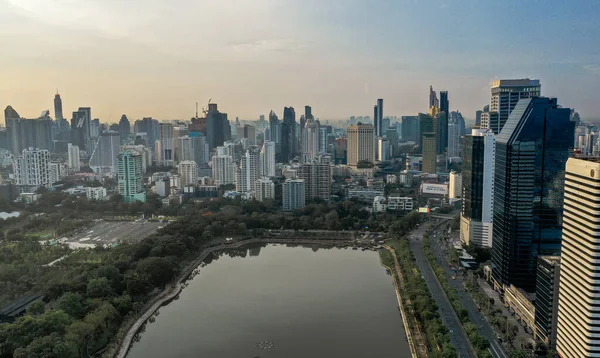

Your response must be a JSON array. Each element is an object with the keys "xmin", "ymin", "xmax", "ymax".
[{"xmin": 201, "ymin": 98, "xmax": 212, "ymax": 116}]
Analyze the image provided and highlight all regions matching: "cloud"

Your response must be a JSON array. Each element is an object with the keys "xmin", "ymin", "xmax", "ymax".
[{"xmin": 584, "ymin": 64, "xmax": 600, "ymax": 75}]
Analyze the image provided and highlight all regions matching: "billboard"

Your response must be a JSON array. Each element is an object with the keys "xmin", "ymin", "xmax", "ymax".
[
  {"xmin": 418, "ymin": 207, "xmax": 431, "ymax": 213},
  {"xmin": 421, "ymin": 183, "xmax": 448, "ymax": 195}
]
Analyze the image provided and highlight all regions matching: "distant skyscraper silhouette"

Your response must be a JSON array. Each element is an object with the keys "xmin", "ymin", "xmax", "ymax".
[
  {"xmin": 280, "ymin": 107, "xmax": 296, "ymax": 163},
  {"xmin": 119, "ymin": 115, "xmax": 130, "ymax": 144},
  {"xmin": 54, "ymin": 92, "xmax": 63, "ymax": 121}
]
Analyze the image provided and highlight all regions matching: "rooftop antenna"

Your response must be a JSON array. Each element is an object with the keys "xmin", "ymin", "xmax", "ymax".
[{"xmin": 196, "ymin": 102, "xmax": 198, "ymax": 119}]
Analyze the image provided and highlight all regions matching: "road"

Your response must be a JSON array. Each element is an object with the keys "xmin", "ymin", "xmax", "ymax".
[
  {"xmin": 426, "ymin": 223, "xmax": 509, "ymax": 358},
  {"xmin": 408, "ymin": 221, "xmax": 476, "ymax": 358}
]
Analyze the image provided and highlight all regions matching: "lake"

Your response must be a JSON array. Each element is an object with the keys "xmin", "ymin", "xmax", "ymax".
[{"xmin": 127, "ymin": 243, "xmax": 411, "ymax": 358}]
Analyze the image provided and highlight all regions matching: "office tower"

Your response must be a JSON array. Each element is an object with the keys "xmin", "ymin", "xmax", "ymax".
[
  {"xmin": 205, "ymin": 103, "xmax": 231, "ymax": 151},
  {"xmin": 179, "ymin": 136, "xmax": 195, "ymax": 162},
  {"xmin": 117, "ymin": 151, "xmax": 146, "ymax": 203},
  {"xmin": 491, "ymin": 97, "xmax": 574, "ymax": 292},
  {"xmin": 211, "ymin": 155, "xmax": 235, "ymax": 186},
  {"xmin": 439, "ymin": 91, "xmax": 449, "ymax": 152},
  {"xmin": 475, "ymin": 110, "xmax": 482, "ymax": 127},
  {"xmin": 268, "ymin": 111, "xmax": 280, "ymax": 146},
  {"xmin": 449, "ymin": 171, "xmax": 462, "ymax": 199},
  {"xmin": 418, "ymin": 113, "xmax": 436, "ymax": 149},
  {"xmin": 5, "ymin": 107, "xmax": 54, "ymax": 154},
  {"xmin": 429, "ymin": 85, "xmax": 439, "ymax": 109},
  {"xmin": 382, "ymin": 117, "xmax": 391, "ymax": 134},
  {"xmin": 460, "ymin": 129, "xmax": 495, "ymax": 248},
  {"xmin": 235, "ymin": 149, "xmax": 260, "ymax": 193},
  {"xmin": 386, "ymin": 127, "xmax": 398, "ymax": 149},
  {"xmin": 260, "ymin": 140, "xmax": 276, "ymax": 177},
  {"xmin": 67, "ymin": 143, "xmax": 80, "ymax": 172},
  {"xmin": 378, "ymin": 137, "xmax": 390, "ymax": 162},
  {"xmin": 158, "ymin": 123, "xmax": 174, "ymax": 166},
  {"xmin": 90, "ymin": 118, "xmax": 100, "ymax": 138},
  {"xmin": 480, "ymin": 105, "xmax": 490, "ymax": 130},
  {"xmin": 119, "ymin": 115, "xmax": 130, "ymax": 144},
  {"xmin": 447, "ymin": 122, "xmax": 460, "ymax": 157},
  {"xmin": 333, "ymin": 138, "xmax": 347, "ymax": 165},
  {"xmin": 305, "ymin": 106, "xmax": 313, "ymax": 120},
  {"xmin": 421, "ymin": 133, "xmax": 437, "ymax": 174},
  {"xmin": 75, "ymin": 107, "xmax": 92, "ymax": 140},
  {"xmin": 489, "ymin": 79, "xmax": 541, "ymax": 134},
  {"xmin": 237, "ymin": 125, "xmax": 256, "ymax": 146},
  {"xmin": 279, "ymin": 107, "xmax": 296, "ymax": 163},
  {"xmin": 134, "ymin": 117, "xmax": 160, "ymax": 146},
  {"xmin": 54, "ymin": 92, "xmax": 63, "ymax": 121},
  {"xmin": 535, "ymin": 256, "xmax": 560, "ymax": 351},
  {"xmin": 178, "ymin": 160, "xmax": 199, "ymax": 187},
  {"xmin": 304, "ymin": 120, "xmax": 320, "ymax": 162},
  {"xmin": 89, "ymin": 131, "xmax": 120, "ymax": 173},
  {"xmin": 347, "ymin": 123, "xmax": 375, "ymax": 166},
  {"xmin": 255, "ymin": 177, "xmax": 275, "ymax": 202},
  {"xmin": 13, "ymin": 148, "xmax": 53, "ymax": 190},
  {"xmin": 172, "ymin": 125, "xmax": 189, "ymax": 162},
  {"xmin": 556, "ymin": 157, "xmax": 600, "ymax": 358},
  {"xmin": 374, "ymin": 99, "xmax": 383, "ymax": 137},
  {"xmin": 401, "ymin": 116, "xmax": 419, "ymax": 142},
  {"xmin": 298, "ymin": 159, "xmax": 331, "ymax": 203},
  {"xmin": 283, "ymin": 178, "xmax": 305, "ymax": 211}
]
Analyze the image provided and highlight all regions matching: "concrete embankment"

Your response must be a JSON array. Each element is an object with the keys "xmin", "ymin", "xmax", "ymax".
[{"xmin": 111, "ymin": 237, "xmax": 355, "ymax": 358}]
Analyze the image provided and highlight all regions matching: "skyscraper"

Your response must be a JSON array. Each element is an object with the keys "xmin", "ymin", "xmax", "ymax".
[
  {"xmin": 67, "ymin": 143, "xmax": 80, "ymax": 172},
  {"xmin": 283, "ymin": 179, "xmax": 305, "ymax": 211},
  {"xmin": 439, "ymin": 91, "xmax": 449, "ymax": 152},
  {"xmin": 535, "ymin": 256, "xmax": 560, "ymax": 351},
  {"xmin": 89, "ymin": 131, "xmax": 120, "ymax": 173},
  {"xmin": 179, "ymin": 136, "xmax": 195, "ymax": 162},
  {"xmin": 280, "ymin": 107, "xmax": 296, "ymax": 163},
  {"xmin": 297, "ymin": 159, "xmax": 331, "ymax": 203},
  {"xmin": 347, "ymin": 123, "xmax": 375, "ymax": 166},
  {"xmin": 401, "ymin": 116, "xmax": 419, "ymax": 142},
  {"xmin": 119, "ymin": 115, "xmax": 130, "ymax": 144},
  {"xmin": 475, "ymin": 110, "xmax": 483, "ymax": 127},
  {"xmin": 205, "ymin": 103, "xmax": 231, "ymax": 151},
  {"xmin": 237, "ymin": 125, "xmax": 256, "ymax": 146},
  {"xmin": 235, "ymin": 149, "xmax": 260, "ymax": 193},
  {"xmin": 489, "ymin": 79, "xmax": 541, "ymax": 134},
  {"xmin": 429, "ymin": 86, "xmax": 439, "ymax": 109},
  {"xmin": 260, "ymin": 140, "xmax": 276, "ymax": 177},
  {"xmin": 556, "ymin": 157, "xmax": 600, "ymax": 358},
  {"xmin": 304, "ymin": 120, "xmax": 320, "ymax": 162},
  {"xmin": 419, "ymin": 113, "xmax": 438, "ymax": 173},
  {"xmin": 268, "ymin": 110, "xmax": 280, "ymax": 146},
  {"xmin": 5, "ymin": 108, "xmax": 54, "ymax": 155},
  {"xmin": 158, "ymin": 123, "xmax": 174, "ymax": 167},
  {"xmin": 255, "ymin": 178, "xmax": 275, "ymax": 202},
  {"xmin": 460, "ymin": 129, "xmax": 495, "ymax": 248},
  {"xmin": 54, "ymin": 92, "xmax": 63, "ymax": 121},
  {"xmin": 117, "ymin": 151, "xmax": 146, "ymax": 203},
  {"xmin": 374, "ymin": 99, "xmax": 383, "ymax": 137},
  {"xmin": 13, "ymin": 148, "xmax": 53, "ymax": 190},
  {"xmin": 491, "ymin": 97, "xmax": 574, "ymax": 292}
]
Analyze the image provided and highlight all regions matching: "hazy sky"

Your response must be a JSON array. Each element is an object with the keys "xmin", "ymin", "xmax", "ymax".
[{"xmin": 1, "ymin": 0, "xmax": 599, "ymax": 122}]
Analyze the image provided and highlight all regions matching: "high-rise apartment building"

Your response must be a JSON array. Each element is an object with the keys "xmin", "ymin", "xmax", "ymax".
[
  {"xmin": 178, "ymin": 160, "xmax": 199, "ymax": 187},
  {"xmin": 556, "ymin": 157, "xmax": 600, "ymax": 358},
  {"xmin": 283, "ymin": 179, "xmax": 305, "ymax": 211},
  {"xmin": 449, "ymin": 171, "xmax": 462, "ymax": 199},
  {"xmin": 5, "ymin": 106, "xmax": 54, "ymax": 155},
  {"xmin": 211, "ymin": 155, "xmax": 235, "ymax": 186},
  {"xmin": 237, "ymin": 125, "xmax": 256, "ymax": 146},
  {"xmin": 447, "ymin": 122, "xmax": 460, "ymax": 158},
  {"xmin": 347, "ymin": 123, "xmax": 375, "ymax": 166},
  {"xmin": 255, "ymin": 177, "xmax": 275, "ymax": 202},
  {"xmin": 460, "ymin": 129, "xmax": 495, "ymax": 248},
  {"xmin": 89, "ymin": 131, "xmax": 120, "ymax": 173},
  {"xmin": 236, "ymin": 149, "xmax": 260, "ymax": 193},
  {"xmin": 489, "ymin": 79, "xmax": 541, "ymax": 134},
  {"xmin": 268, "ymin": 111, "xmax": 280, "ymax": 147},
  {"xmin": 304, "ymin": 120, "xmax": 320, "ymax": 162},
  {"xmin": 13, "ymin": 148, "xmax": 53, "ymax": 190},
  {"xmin": 158, "ymin": 123, "xmax": 174, "ymax": 167},
  {"xmin": 378, "ymin": 137, "xmax": 390, "ymax": 162},
  {"xmin": 492, "ymin": 97, "xmax": 574, "ymax": 292},
  {"xmin": 297, "ymin": 159, "xmax": 331, "ymax": 203},
  {"xmin": 117, "ymin": 151, "xmax": 146, "ymax": 203},
  {"xmin": 67, "ymin": 143, "xmax": 80, "ymax": 172},
  {"xmin": 475, "ymin": 110, "xmax": 482, "ymax": 127},
  {"xmin": 260, "ymin": 141, "xmax": 276, "ymax": 177}
]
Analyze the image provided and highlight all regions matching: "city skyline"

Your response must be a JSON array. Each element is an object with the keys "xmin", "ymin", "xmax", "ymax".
[{"xmin": 1, "ymin": 0, "xmax": 599, "ymax": 122}]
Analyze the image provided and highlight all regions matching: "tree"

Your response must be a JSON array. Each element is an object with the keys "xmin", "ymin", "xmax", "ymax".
[
  {"xmin": 87, "ymin": 277, "xmax": 114, "ymax": 298},
  {"xmin": 13, "ymin": 332, "xmax": 77, "ymax": 358},
  {"xmin": 57, "ymin": 292, "xmax": 88, "ymax": 319},
  {"xmin": 136, "ymin": 257, "xmax": 176, "ymax": 287},
  {"xmin": 26, "ymin": 301, "xmax": 45, "ymax": 316}
]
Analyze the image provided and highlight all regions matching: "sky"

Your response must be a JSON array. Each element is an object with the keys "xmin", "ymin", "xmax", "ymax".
[{"xmin": 1, "ymin": 0, "xmax": 599, "ymax": 123}]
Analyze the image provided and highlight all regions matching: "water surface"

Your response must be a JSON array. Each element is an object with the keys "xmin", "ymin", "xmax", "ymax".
[{"xmin": 127, "ymin": 243, "xmax": 410, "ymax": 358}]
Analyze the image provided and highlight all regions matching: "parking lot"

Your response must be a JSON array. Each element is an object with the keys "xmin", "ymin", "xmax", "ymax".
[{"xmin": 58, "ymin": 220, "xmax": 163, "ymax": 249}]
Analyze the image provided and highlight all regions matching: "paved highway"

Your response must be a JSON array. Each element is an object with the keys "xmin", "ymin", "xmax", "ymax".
[
  {"xmin": 409, "ymin": 222, "xmax": 476, "ymax": 358},
  {"xmin": 426, "ymin": 222, "xmax": 509, "ymax": 358}
]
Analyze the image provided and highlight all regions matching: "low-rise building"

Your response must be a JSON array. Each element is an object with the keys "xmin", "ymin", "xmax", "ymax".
[
  {"xmin": 85, "ymin": 186, "xmax": 107, "ymax": 201},
  {"xmin": 535, "ymin": 256, "xmax": 561, "ymax": 350},
  {"xmin": 373, "ymin": 196, "xmax": 386, "ymax": 212},
  {"xmin": 387, "ymin": 196, "xmax": 414, "ymax": 211},
  {"xmin": 504, "ymin": 284, "xmax": 536, "ymax": 334},
  {"xmin": 348, "ymin": 188, "xmax": 384, "ymax": 202}
]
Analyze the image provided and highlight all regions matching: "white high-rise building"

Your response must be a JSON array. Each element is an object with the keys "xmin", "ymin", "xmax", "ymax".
[
  {"xmin": 283, "ymin": 178, "xmax": 305, "ymax": 211},
  {"xmin": 449, "ymin": 171, "xmax": 462, "ymax": 199},
  {"xmin": 489, "ymin": 79, "xmax": 541, "ymax": 134},
  {"xmin": 236, "ymin": 149, "xmax": 260, "ymax": 193},
  {"xmin": 377, "ymin": 137, "xmax": 390, "ymax": 162},
  {"xmin": 557, "ymin": 157, "xmax": 600, "ymax": 358},
  {"xmin": 211, "ymin": 155, "xmax": 235, "ymax": 186},
  {"xmin": 260, "ymin": 141, "xmax": 276, "ymax": 177},
  {"xmin": 67, "ymin": 143, "xmax": 80, "ymax": 172},
  {"xmin": 13, "ymin": 148, "xmax": 53, "ymax": 190},
  {"xmin": 255, "ymin": 177, "xmax": 275, "ymax": 202},
  {"xmin": 347, "ymin": 123, "xmax": 375, "ymax": 166},
  {"xmin": 178, "ymin": 160, "xmax": 199, "ymax": 187},
  {"xmin": 460, "ymin": 129, "xmax": 495, "ymax": 248},
  {"xmin": 304, "ymin": 121, "xmax": 320, "ymax": 162},
  {"xmin": 159, "ymin": 123, "xmax": 174, "ymax": 166},
  {"xmin": 179, "ymin": 136, "xmax": 194, "ymax": 162},
  {"xmin": 49, "ymin": 162, "xmax": 63, "ymax": 185}
]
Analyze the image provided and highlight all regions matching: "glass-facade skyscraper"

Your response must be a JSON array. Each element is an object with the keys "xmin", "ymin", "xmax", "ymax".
[{"xmin": 491, "ymin": 97, "xmax": 574, "ymax": 292}]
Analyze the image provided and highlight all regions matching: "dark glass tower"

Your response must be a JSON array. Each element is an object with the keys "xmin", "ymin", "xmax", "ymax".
[
  {"xmin": 491, "ymin": 97, "xmax": 574, "ymax": 292},
  {"xmin": 119, "ymin": 114, "xmax": 130, "ymax": 144},
  {"xmin": 54, "ymin": 92, "xmax": 63, "ymax": 121},
  {"xmin": 280, "ymin": 107, "xmax": 296, "ymax": 163},
  {"xmin": 439, "ymin": 91, "xmax": 449, "ymax": 152},
  {"xmin": 462, "ymin": 135, "xmax": 485, "ymax": 221}
]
